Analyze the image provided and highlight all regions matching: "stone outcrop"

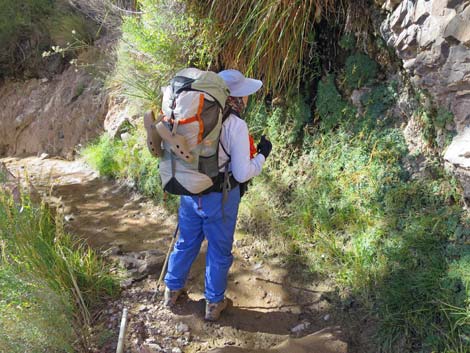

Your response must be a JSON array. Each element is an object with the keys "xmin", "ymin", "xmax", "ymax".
[
  {"xmin": 104, "ymin": 95, "xmax": 139, "ymax": 139},
  {"xmin": 0, "ymin": 66, "xmax": 108, "ymax": 159},
  {"xmin": 380, "ymin": 0, "xmax": 470, "ymax": 199},
  {"xmin": 444, "ymin": 127, "xmax": 470, "ymax": 204}
]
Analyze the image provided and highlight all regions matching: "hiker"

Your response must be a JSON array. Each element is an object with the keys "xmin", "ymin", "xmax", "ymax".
[{"xmin": 163, "ymin": 69, "xmax": 272, "ymax": 321}]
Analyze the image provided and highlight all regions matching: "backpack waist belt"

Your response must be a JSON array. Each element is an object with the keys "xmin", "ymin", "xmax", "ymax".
[{"xmin": 202, "ymin": 172, "xmax": 239, "ymax": 194}]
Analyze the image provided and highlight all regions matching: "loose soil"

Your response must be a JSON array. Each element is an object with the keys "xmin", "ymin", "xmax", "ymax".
[{"xmin": 2, "ymin": 156, "xmax": 372, "ymax": 353}]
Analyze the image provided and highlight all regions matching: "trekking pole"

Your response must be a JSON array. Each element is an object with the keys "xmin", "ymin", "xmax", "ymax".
[
  {"xmin": 152, "ymin": 223, "xmax": 179, "ymax": 301},
  {"xmin": 116, "ymin": 307, "xmax": 128, "ymax": 353}
]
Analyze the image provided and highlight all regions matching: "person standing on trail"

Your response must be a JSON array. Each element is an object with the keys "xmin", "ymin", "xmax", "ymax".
[{"xmin": 163, "ymin": 69, "xmax": 273, "ymax": 321}]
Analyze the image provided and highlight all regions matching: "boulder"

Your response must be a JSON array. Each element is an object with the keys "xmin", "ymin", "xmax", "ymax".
[
  {"xmin": 103, "ymin": 95, "xmax": 137, "ymax": 139},
  {"xmin": 444, "ymin": 127, "xmax": 470, "ymax": 203},
  {"xmin": 443, "ymin": 5, "xmax": 470, "ymax": 44},
  {"xmin": 381, "ymin": 0, "xmax": 470, "ymax": 193},
  {"xmin": 113, "ymin": 249, "xmax": 166, "ymax": 281}
]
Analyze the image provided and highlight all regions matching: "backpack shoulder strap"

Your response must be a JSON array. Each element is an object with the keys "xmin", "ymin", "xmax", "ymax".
[
  {"xmin": 220, "ymin": 107, "xmax": 238, "ymax": 160},
  {"xmin": 222, "ymin": 107, "xmax": 241, "ymax": 122}
]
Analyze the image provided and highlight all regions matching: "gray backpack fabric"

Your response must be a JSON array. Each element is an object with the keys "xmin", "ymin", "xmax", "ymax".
[{"xmin": 157, "ymin": 68, "xmax": 230, "ymax": 195}]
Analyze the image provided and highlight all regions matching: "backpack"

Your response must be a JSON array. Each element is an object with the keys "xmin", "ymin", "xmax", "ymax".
[{"xmin": 156, "ymin": 68, "xmax": 230, "ymax": 195}]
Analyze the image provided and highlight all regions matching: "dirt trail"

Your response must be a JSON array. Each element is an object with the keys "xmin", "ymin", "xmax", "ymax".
[{"xmin": 1, "ymin": 156, "xmax": 349, "ymax": 353}]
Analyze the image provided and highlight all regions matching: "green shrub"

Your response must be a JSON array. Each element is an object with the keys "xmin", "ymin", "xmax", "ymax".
[
  {"xmin": 415, "ymin": 91, "xmax": 456, "ymax": 149},
  {"xmin": 435, "ymin": 107, "xmax": 454, "ymax": 129},
  {"xmin": 0, "ymin": 0, "xmax": 98, "ymax": 78},
  {"xmin": 248, "ymin": 95, "xmax": 312, "ymax": 147},
  {"xmin": 316, "ymin": 74, "xmax": 356, "ymax": 131},
  {"xmin": 113, "ymin": 0, "xmax": 216, "ymax": 105},
  {"xmin": 82, "ymin": 134, "xmax": 122, "ymax": 177},
  {"xmin": 357, "ymin": 81, "xmax": 398, "ymax": 131},
  {"xmin": 343, "ymin": 53, "xmax": 378, "ymax": 90},
  {"xmin": 0, "ymin": 0, "xmax": 52, "ymax": 76},
  {"xmin": 0, "ymin": 170, "xmax": 6, "ymax": 183}
]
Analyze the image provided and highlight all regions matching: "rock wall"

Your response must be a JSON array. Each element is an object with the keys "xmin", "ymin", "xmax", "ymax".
[
  {"xmin": 0, "ymin": 66, "xmax": 108, "ymax": 159},
  {"xmin": 380, "ymin": 0, "xmax": 470, "ymax": 202}
]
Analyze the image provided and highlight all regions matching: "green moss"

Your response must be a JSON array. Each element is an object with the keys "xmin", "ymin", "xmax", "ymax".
[
  {"xmin": 339, "ymin": 33, "xmax": 356, "ymax": 50},
  {"xmin": 316, "ymin": 74, "xmax": 356, "ymax": 131},
  {"xmin": 344, "ymin": 53, "xmax": 378, "ymax": 90}
]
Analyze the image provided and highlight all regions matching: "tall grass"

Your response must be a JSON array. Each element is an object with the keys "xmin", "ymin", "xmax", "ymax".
[
  {"xmin": 187, "ymin": 0, "xmax": 348, "ymax": 93},
  {"xmin": 0, "ymin": 267, "xmax": 74, "ymax": 353},
  {"xmin": 0, "ymin": 186, "xmax": 119, "ymax": 351}
]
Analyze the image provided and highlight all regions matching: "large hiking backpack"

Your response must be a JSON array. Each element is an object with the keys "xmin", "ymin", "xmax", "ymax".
[{"xmin": 157, "ymin": 68, "xmax": 230, "ymax": 195}]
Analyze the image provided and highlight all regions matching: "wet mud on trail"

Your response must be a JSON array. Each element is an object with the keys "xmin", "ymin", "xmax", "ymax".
[{"xmin": 2, "ymin": 156, "xmax": 355, "ymax": 353}]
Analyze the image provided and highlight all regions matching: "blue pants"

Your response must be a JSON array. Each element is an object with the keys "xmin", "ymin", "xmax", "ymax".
[{"xmin": 164, "ymin": 186, "xmax": 241, "ymax": 303}]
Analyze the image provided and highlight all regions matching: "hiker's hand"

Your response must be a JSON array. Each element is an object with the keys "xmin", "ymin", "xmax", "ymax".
[{"xmin": 257, "ymin": 135, "xmax": 272, "ymax": 159}]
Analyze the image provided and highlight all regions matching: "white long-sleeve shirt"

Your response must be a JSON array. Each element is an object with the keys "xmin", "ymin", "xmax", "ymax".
[{"xmin": 218, "ymin": 113, "xmax": 265, "ymax": 183}]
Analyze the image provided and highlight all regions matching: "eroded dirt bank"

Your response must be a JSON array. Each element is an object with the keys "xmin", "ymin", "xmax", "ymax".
[{"xmin": 2, "ymin": 156, "xmax": 355, "ymax": 353}]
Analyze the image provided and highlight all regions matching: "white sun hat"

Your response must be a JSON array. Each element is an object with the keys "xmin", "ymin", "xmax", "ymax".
[{"xmin": 218, "ymin": 69, "xmax": 263, "ymax": 97}]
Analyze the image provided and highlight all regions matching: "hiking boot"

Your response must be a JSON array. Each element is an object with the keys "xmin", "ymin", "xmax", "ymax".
[
  {"xmin": 205, "ymin": 298, "xmax": 228, "ymax": 321},
  {"xmin": 163, "ymin": 287, "xmax": 186, "ymax": 307}
]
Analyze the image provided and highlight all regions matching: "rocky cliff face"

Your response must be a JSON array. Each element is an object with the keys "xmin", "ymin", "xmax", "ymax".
[
  {"xmin": 0, "ymin": 66, "xmax": 108, "ymax": 159},
  {"xmin": 380, "ymin": 0, "xmax": 470, "ymax": 202}
]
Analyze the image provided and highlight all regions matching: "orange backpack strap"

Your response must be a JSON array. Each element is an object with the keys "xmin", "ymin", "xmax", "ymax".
[{"xmin": 249, "ymin": 134, "xmax": 256, "ymax": 159}]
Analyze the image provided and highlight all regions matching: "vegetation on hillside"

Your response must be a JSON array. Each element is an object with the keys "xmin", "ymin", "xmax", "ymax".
[
  {"xmin": 82, "ymin": 1, "xmax": 470, "ymax": 351},
  {"xmin": 241, "ymin": 87, "xmax": 469, "ymax": 352},
  {"xmin": 3, "ymin": 0, "xmax": 469, "ymax": 352},
  {"xmin": 0, "ymin": 187, "xmax": 119, "ymax": 352},
  {"xmin": 0, "ymin": 0, "xmax": 102, "ymax": 79}
]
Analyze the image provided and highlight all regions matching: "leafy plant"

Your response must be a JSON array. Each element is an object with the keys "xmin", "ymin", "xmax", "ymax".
[
  {"xmin": 239, "ymin": 95, "xmax": 468, "ymax": 352},
  {"xmin": 339, "ymin": 32, "xmax": 356, "ymax": 50},
  {"xmin": 358, "ymin": 81, "xmax": 398, "ymax": 130},
  {"xmin": 111, "ymin": 0, "xmax": 216, "ymax": 105},
  {"xmin": 415, "ymin": 91, "xmax": 456, "ymax": 149}
]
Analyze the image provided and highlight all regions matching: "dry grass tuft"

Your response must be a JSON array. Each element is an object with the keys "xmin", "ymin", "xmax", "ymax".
[{"xmin": 189, "ymin": 0, "xmax": 349, "ymax": 93}]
